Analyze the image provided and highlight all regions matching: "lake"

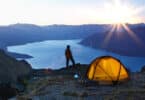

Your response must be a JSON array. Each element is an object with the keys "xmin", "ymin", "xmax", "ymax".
[{"xmin": 8, "ymin": 39, "xmax": 145, "ymax": 72}]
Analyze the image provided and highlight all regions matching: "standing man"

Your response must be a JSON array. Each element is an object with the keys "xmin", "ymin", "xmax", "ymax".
[{"xmin": 65, "ymin": 45, "xmax": 75, "ymax": 68}]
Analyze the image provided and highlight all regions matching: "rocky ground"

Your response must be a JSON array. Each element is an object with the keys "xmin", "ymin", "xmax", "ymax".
[{"xmin": 10, "ymin": 64, "xmax": 145, "ymax": 100}]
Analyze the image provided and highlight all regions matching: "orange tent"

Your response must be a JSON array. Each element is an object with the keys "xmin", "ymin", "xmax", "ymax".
[{"xmin": 87, "ymin": 56, "xmax": 129, "ymax": 85}]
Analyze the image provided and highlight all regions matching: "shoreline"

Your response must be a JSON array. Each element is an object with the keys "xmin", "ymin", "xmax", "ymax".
[{"xmin": 7, "ymin": 52, "xmax": 33, "ymax": 59}]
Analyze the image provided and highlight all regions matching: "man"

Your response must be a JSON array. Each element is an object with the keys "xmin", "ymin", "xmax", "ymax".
[{"xmin": 65, "ymin": 45, "xmax": 75, "ymax": 68}]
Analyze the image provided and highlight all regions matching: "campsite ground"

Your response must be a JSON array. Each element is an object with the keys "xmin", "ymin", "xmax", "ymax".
[{"xmin": 11, "ymin": 64, "xmax": 145, "ymax": 100}]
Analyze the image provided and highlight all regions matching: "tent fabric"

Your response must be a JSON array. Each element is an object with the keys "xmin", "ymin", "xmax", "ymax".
[{"xmin": 87, "ymin": 56, "xmax": 129, "ymax": 85}]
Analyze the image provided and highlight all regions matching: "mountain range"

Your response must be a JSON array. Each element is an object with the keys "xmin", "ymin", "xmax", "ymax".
[
  {"xmin": 80, "ymin": 24, "xmax": 145, "ymax": 57},
  {"xmin": 0, "ymin": 23, "xmax": 109, "ymax": 49},
  {"xmin": 0, "ymin": 23, "xmax": 145, "ymax": 57}
]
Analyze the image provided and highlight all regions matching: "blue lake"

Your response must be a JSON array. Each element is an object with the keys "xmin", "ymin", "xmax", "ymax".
[{"xmin": 8, "ymin": 40, "xmax": 145, "ymax": 72}]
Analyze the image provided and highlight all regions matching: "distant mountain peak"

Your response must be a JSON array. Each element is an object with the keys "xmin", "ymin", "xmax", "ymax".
[
  {"xmin": 10, "ymin": 23, "xmax": 39, "ymax": 27},
  {"xmin": 9, "ymin": 23, "xmax": 41, "ymax": 30}
]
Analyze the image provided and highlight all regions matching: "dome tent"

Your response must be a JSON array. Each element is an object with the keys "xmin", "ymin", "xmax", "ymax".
[{"xmin": 87, "ymin": 56, "xmax": 129, "ymax": 85}]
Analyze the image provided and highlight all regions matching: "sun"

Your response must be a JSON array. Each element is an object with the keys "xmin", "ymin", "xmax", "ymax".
[
  {"xmin": 101, "ymin": 0, "xmax": 144, "ymax": 47},
  {"xmin": 110, "ymin": 6, "xmax": 133, "ymax": 24},
  {"xmin": 103, "ymin": 0, "xmax": 140, "ymax": 24}
]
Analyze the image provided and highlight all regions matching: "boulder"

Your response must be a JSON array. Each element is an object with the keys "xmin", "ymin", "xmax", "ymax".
[
  {"xmin": 0, "ymin": 83, "xmax": 18, "ymax": 99},
  {"xmin": 141, "ymin": 65, "xmax": 145, "ymax": 72},
  {"xmin": 0, "ymin": 49, "xmax": 32, "ymax": 83}
]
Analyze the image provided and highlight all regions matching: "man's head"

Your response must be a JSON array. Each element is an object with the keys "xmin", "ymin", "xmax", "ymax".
[{"xmin": 67, "ymin": 45, "xmax": 70, "ymax": 49}]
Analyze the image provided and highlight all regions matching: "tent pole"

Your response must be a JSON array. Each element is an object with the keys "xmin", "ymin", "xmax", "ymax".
[{"xmin": 116, "ymin": 62, "xmax": 121, "ymax": 83}]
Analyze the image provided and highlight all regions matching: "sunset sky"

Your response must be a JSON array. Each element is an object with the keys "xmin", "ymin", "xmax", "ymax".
[{"xmin": 0, "ymin": 0, "xmax": 144, "ymax": 25}]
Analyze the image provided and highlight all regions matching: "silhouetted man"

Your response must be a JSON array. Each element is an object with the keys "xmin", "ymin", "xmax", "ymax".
[{"xmin": 65, "ymin": 45, "xmax": 75, "ymax": 68}]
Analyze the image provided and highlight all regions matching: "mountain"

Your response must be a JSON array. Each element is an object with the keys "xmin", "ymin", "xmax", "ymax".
[
  {"xmin": 0, "ymin": 24, "xmax": 109, "ymax": 49},
  {"xmin": 0, "ymin": 49, "xmax": 32, "ymax": 83},
  {"xmin": 80, "ymin": 24, "xmax": 145, "ymax": 57}
]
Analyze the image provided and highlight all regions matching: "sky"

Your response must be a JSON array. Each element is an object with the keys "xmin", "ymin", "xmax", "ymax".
[{"xmin": 0, "ymin": 0, "xmax": 144, "ymax": 25}]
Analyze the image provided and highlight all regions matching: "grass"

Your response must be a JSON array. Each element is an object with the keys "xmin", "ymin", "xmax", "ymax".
[{"xmin": 63, "ymin": 91, "xmax": 88, "ymax": 97}]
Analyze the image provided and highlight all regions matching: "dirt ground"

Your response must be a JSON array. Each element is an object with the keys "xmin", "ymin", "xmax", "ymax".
[{"xmin": 10, "ymin": 65, "xmax": 145, "ymax": 100}]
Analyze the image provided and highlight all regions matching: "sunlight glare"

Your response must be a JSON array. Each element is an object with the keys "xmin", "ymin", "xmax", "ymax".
[
  {"xmin": 102, "ymin": 23, "xmax": 144, "ymax": 48},
  {"xmin": 101, "ymin": 0, "xmax": 144, "ymax": 47},
  {"xmin": 102, "ymin": 24, "xmax": 116, "ymax": 47},
  {"xmin": 122, "ymin": 24, "xmax": 143, "ymax": 45},
  {"xmin": 102, "ymin": 0, "xmax": 140, "ymax": 24}
]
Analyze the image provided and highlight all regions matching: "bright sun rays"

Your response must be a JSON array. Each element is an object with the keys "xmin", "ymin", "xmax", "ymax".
[
  {"xmin": 103, "ymin": 24, "xmax": 143, "ymax": 47},
  {"xmin": 102, "ymin": 0, "xmax": 143, "ymax": 24},
  {"xmin": 102, "ymin": 0, "xmax": 144, "ymax": 47}
]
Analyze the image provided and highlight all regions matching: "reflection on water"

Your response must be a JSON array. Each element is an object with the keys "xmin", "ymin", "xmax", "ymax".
[{"xmin": 8, "ymin": 40, "xmax": 145, "ymax": 72}]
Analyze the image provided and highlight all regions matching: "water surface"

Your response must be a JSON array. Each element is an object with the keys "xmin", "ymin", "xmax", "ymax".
[{"xmin": 8, "ymin": 40, "xmax": 145, "ymax": 71}]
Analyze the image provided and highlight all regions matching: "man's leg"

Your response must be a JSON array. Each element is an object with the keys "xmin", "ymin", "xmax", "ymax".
[
  {"xmin": 66, "ymin": 58, "xmax": 69, "ymax": 68},
  {"xmin": 71, "ymin": 57, "xmax": 75, "ymax": 67}
]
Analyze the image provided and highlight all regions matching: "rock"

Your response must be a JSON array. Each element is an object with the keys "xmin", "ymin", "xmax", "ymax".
[
  {"xmin": 0, "ymin": 49, "xmax": 32, "ymax": 83},
  {"xmin": 141, "ymin": 65, "xmax": 145, "ymax": 72},
  {"xmin": 0, "ymin": 83, "xmax": 18, "ymax": 99}
]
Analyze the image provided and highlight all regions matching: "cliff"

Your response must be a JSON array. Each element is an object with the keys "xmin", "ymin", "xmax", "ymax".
[{"xmin": 0, "ymin": 50, "xmax": 32, "ymax": 83}]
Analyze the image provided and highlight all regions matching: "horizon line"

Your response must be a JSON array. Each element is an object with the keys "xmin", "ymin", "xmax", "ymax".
[{"xmin": 0, "ymin": 22, "xmax": 145, "ymax": 27}]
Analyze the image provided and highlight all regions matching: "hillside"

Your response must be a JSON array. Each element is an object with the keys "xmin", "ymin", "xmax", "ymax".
[
  {"xmin": 80, "ymin": 24, "xmax": 145, "ymax": 57},
  {"xmin": 0, "ymin": 50, "xmax": 32, "ymax": 83}
]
